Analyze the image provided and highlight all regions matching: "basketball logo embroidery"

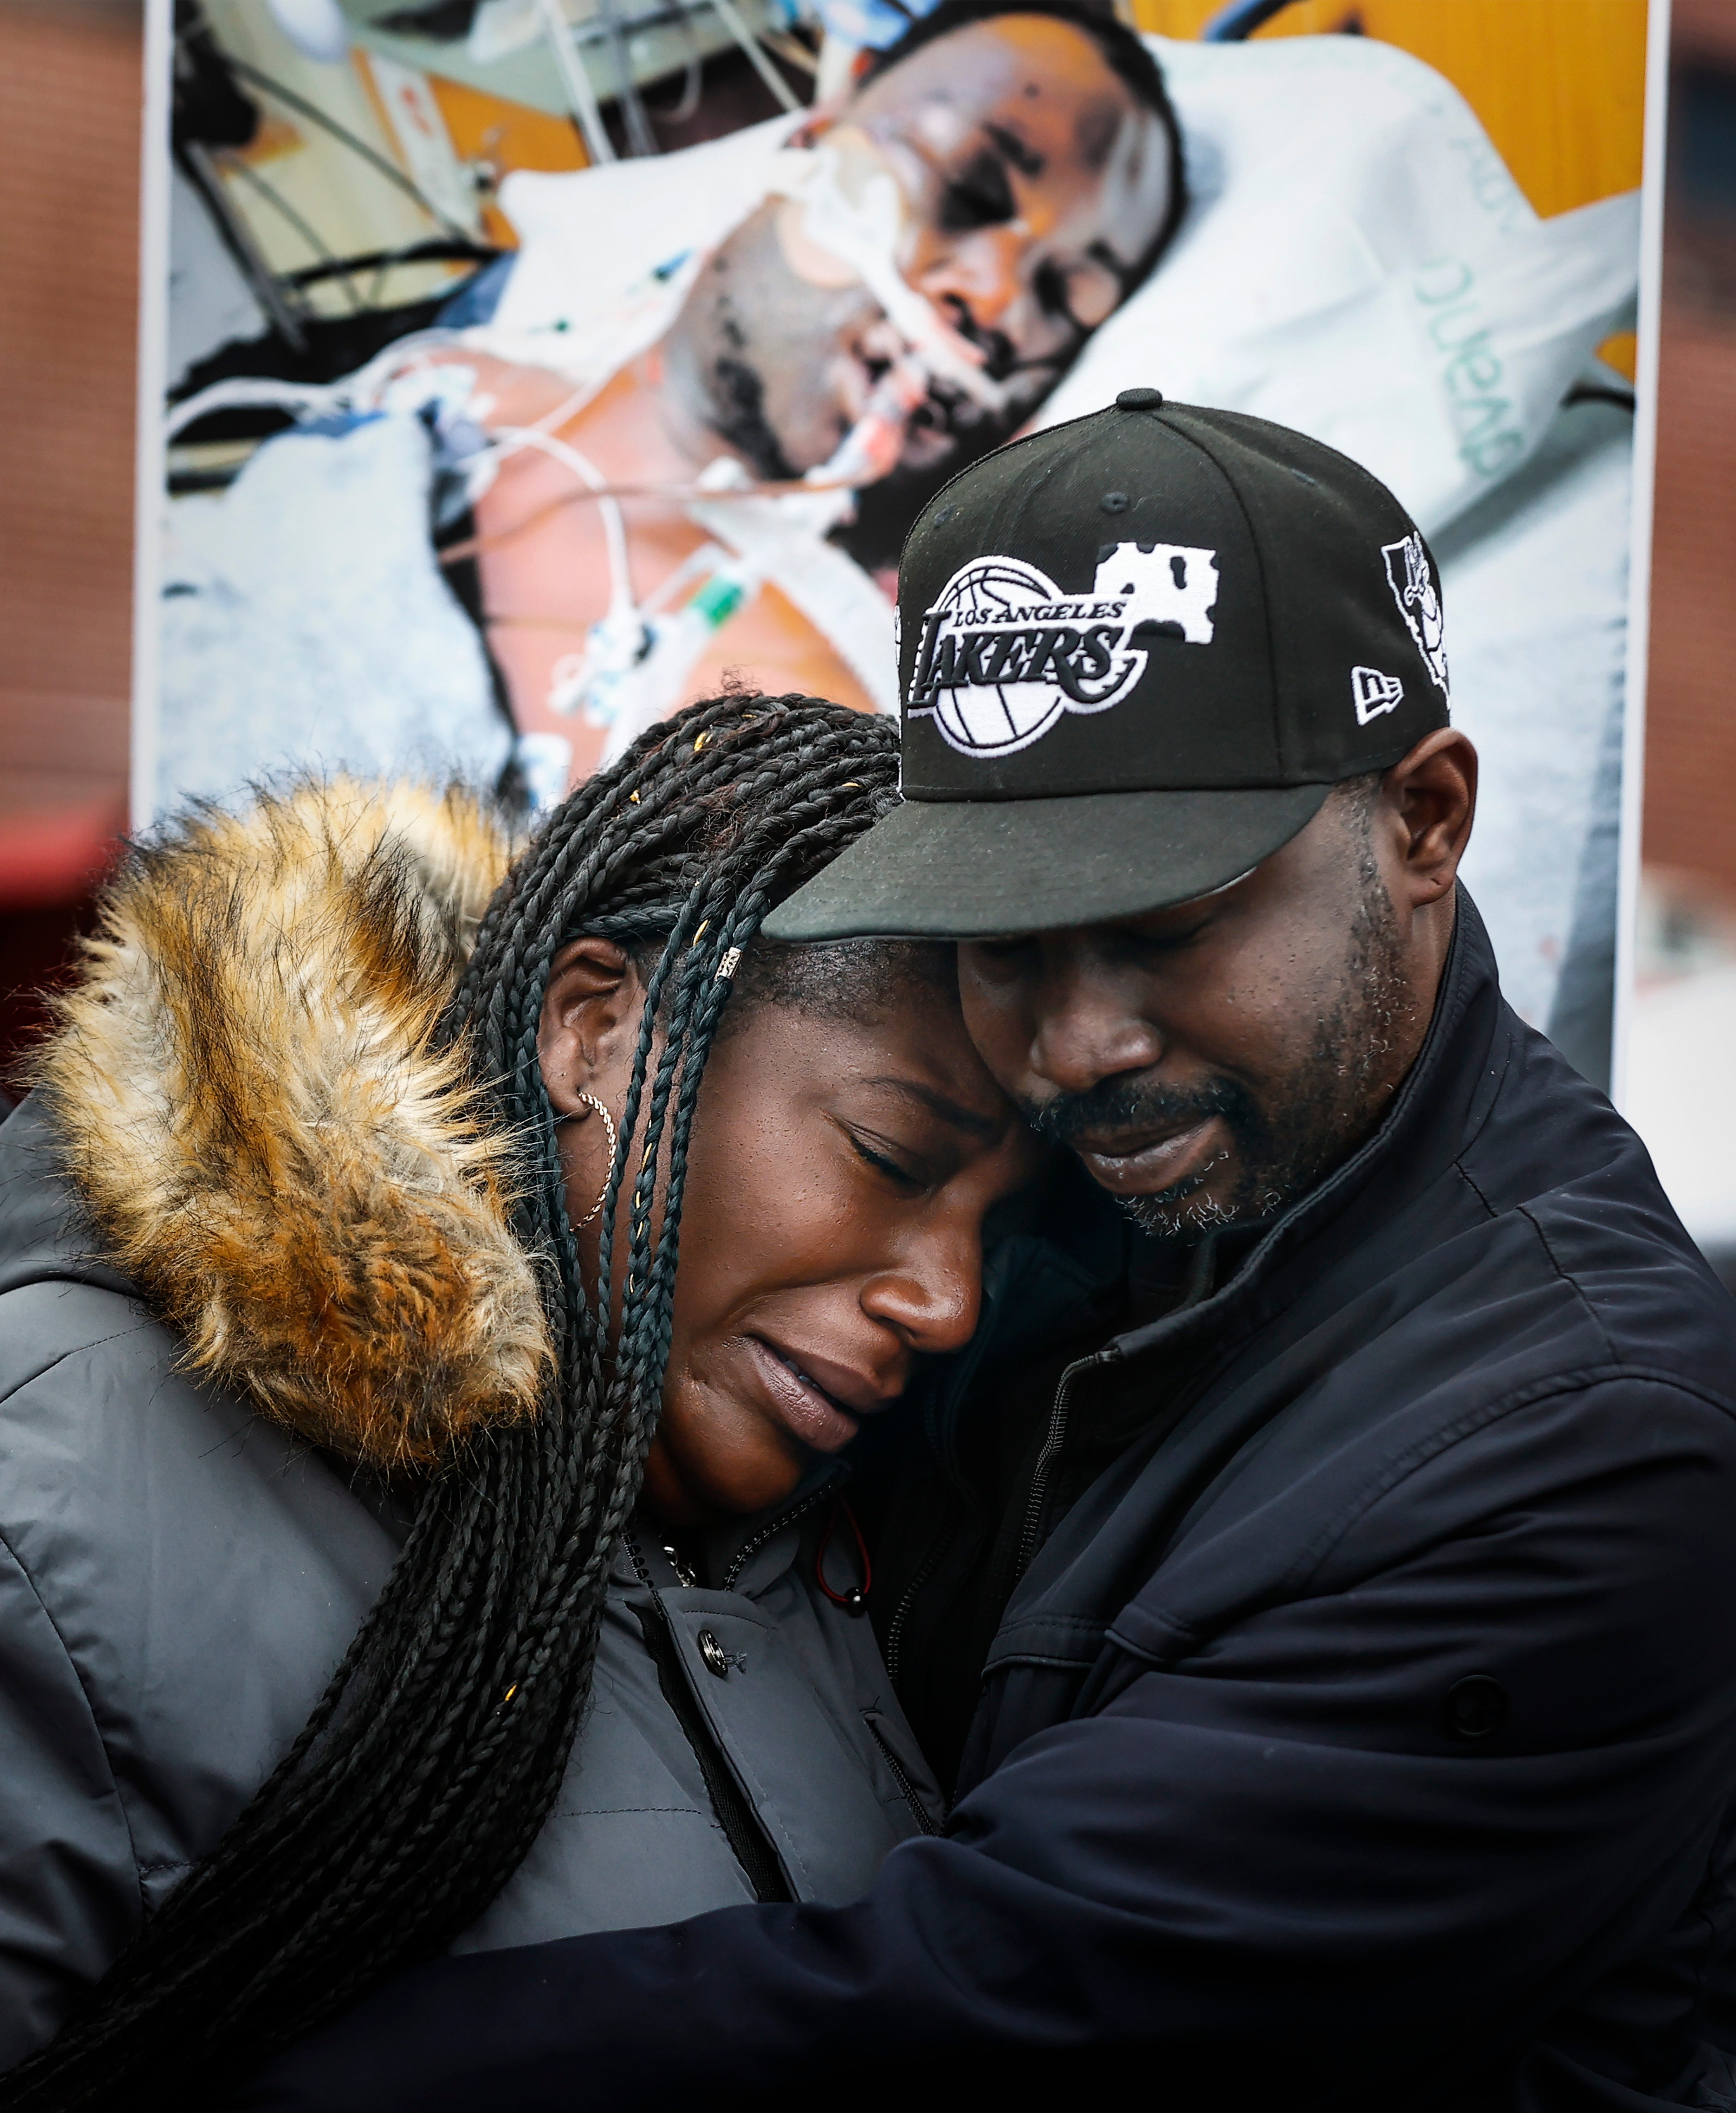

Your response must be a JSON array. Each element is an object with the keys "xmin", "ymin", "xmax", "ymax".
[
  {"xmin": 1381, "ymin": 532, "xmax": 1449, "ymax": 694},
  {"xmin": 907, "ymin": 543, "xmax": 1219, "ymax": 758}
]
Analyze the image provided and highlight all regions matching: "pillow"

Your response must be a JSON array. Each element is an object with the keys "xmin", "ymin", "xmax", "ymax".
[{"xmin": 1035, "ymin": 33, "xmax": 1638, "ymax": 541}]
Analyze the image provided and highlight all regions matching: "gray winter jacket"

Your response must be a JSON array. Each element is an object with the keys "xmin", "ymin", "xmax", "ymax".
[{"xmin": 0, "ymin": 785, "xmax": 940, "ymax": 2067}]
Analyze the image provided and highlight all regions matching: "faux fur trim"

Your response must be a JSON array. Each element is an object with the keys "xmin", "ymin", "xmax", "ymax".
[{"xmin": 30, "ymin": 780, "xmax": 551, "ymax": 1471}]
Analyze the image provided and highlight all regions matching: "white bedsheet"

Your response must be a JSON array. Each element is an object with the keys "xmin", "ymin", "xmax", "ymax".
[{"xmin": 159, "ymin": 413, "xmax": 513, "ymax": 805}]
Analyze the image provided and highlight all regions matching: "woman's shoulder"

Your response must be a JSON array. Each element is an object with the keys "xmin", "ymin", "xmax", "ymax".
[
  {"xmin": 0, "ymin": 1098, "xmax": 403, "ymax": 2036},
  {"xmin": 0, "ymin": 1091, "xmax": 201, "ymax": 1483},
  {"xmin": 0, "ymin": 1291, "xmax": 396, "ymax": 1939},
  {"xmin": 0, "ymin": 1098, "xmax": 397, "ymax": 1763},
  {"xmin": 0, "ymin": 1094, "xmax": 389, "ymax": 1567}
]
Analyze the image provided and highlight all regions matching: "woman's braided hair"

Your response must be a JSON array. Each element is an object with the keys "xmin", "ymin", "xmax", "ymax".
[{"xmin": 5, "ymin": 693, "xmax": 900, "ymax": 2108}]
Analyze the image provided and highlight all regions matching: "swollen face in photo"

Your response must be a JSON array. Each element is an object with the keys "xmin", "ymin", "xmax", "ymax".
[{"xmin": 663, "ymin": 14, "xmax": 1176, "ymax": 484}]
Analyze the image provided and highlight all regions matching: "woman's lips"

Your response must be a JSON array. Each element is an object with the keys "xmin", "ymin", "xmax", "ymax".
[
  {"xmin": 1073, "ymin": 1115, "xmax": 1228, "ymax": 1199},
  {"xmin": 745, "ymin": 1337, "xmax": 862, "ymax": 1453}
]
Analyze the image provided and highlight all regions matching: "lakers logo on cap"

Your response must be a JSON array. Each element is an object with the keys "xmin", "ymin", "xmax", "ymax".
[{"xmin": 907, "ymin": 543, "xmax": 1219, "ymax": 758}]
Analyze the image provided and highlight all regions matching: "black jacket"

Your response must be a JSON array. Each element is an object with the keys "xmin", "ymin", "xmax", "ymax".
[{"xmin": 236, "ymin": 900, "xmax": 1736, "ymax": 2112}]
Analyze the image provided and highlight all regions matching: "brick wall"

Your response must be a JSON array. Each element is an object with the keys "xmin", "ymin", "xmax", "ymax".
[
  {"xmin": 1643, "ymin": 0, "xmax": 1736, "ymax": 898},
  {"xmin": 1645, "ymin": 304, "xmax": 1736, "ymax": 886},
  {"xmin": 0, "ymin": 0, "xmax": 141, "ymax": 820}
]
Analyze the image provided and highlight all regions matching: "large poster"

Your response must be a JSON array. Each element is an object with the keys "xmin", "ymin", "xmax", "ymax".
[{"xmin": 144, "ymin": 0, "xmax": 1657, "ymax": 1085}]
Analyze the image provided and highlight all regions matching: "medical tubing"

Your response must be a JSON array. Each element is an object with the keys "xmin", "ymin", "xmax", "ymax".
[
  {"xmin": 594, "ymin": 0, "xmax": 660, "ymax": 156},
  {"xmin": 179, "ymin": 140, "xmax": 312, "ymax": 353},
  {"xmin": 707, "ymin": 0, "xmax": 804, "ymax": 112},
  {"xmin": 215, "ymin": 149, "xmax": 366, "ymax": 314},
  {"xmin": 489, "ymin": 425, "xmax": 636, "ymax": 617},
  {"xmin": 165, "ymin": 377, "xmax": 347, "ymax": 442},
  {"xmin": 165, "ymin": 329, "xmax": 472, "ymax": 442},
  {"xmin": 220, "ymin": 53, "xmax": 479, "ymax": 243},
  {"xmin": 534, "ymin": 0, "xmax": 617, "ymax": 165}
]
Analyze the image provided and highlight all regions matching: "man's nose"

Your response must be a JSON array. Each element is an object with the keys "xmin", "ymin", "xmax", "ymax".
[
  {"xmin": 1030, "ymin": 975, "xmax": 1166, "ymax": 1098},
  {"xmin": 916, "ymin": 224, "xmax": 1025, "ymax": 334},
  {"xmin": 861, "ymin": 1224, "xmax": 980, "ymax": 1358}
]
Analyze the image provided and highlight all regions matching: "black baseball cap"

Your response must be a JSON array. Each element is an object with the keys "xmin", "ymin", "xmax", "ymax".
[{"xmin": 764, "ymin": 389, "xmax": 1450, "ymax": 942}]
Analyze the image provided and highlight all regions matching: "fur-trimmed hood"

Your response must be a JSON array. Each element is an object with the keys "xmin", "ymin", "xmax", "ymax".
[{"xmin": 28, "ymin": 781, "xmax": 551, "ymax": 1471}]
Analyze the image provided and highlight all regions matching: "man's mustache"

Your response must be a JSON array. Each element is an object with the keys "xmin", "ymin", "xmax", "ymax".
[{"xmin": 1024, "ymin": 1071, "xmax": 1259, "ymax": 1152}]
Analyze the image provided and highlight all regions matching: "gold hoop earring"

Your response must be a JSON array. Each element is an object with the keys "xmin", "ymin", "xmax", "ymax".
[{"xmin": 557, "ymin": 1092, "xmax": 618, "ymax": 1229}]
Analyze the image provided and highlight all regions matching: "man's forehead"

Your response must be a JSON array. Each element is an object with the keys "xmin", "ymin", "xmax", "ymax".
[
  {"xmin": 899, "ymin": 86, "xmax": 1149, "ymax": 175},
  {"xmin": 852, "ymin": 15, "xmax": 1130, "ymax": 131},
  {"xmin": 848, "ymin": 16, "xmax": 1170, "ymax": 263}
]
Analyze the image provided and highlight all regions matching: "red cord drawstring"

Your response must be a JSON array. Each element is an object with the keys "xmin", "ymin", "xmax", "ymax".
[{"xmin": 814, "ymin": 1498, "xmax": 872, "ymax": 1613}]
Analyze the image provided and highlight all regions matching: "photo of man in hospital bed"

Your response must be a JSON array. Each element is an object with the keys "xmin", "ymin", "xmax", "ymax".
[{"xmin": 157, "ymin": 1, "xmax": 1640, "ymax": 1077}]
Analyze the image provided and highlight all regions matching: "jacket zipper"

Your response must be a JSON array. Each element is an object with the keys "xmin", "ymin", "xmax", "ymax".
[
  {"xmin": 864, "ymin": 1716, "xmax": 942, "ymax": 1835},
  {"xmin": 626, "ymin": 1536, "xmax": 792, "ymax": 1903},
  {"xmin": 883, "ymin": 1538, "xmax": 943, "ymax": 1687},
  {"xmin": 720, "ymin": 1475, "xmax": 838, "ymax": 1591},
  {"xmin": 1014, "ymin": 1348, "xmax": 1115, "ymax": 1582}
]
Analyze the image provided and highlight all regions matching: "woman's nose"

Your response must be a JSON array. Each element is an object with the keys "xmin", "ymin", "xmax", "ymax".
[
  {"xmin": 916, "ymin": 224, "xmax": 1026, "ymax": 335},
  {"xmin": 861, "ymin": 1231, "xmax": 979, "ymax": 1357}
]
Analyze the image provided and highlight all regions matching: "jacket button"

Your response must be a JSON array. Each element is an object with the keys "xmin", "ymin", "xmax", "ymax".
[
  {"xmin": 1443, "ymin": 1674, "xmax": 1509, "ymax": 1741},
  {"xmin": 697, "ymin": 1629, "xmax": 730, "ymax": 1678}
]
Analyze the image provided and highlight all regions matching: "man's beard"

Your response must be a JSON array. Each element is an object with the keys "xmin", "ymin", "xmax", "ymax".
[
  {"xmin": 706, "ymin": 355, "xmax": 802, "ymax": 484},
  {"xmin": 1025, "ymin": 881, "xmax": 1413, "ymax": 1241},
  {"xmin": 837, "ymin": 320, "xmax": 1056, "ymax": 569},
  {"xmin": 705, "ymin": 347, "xmax": 1032, "ymax": 568}
]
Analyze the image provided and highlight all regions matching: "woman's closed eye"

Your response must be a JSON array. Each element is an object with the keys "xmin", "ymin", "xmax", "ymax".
[{"xmin": 844, "ymin": 1126, "xmax": 935, "ymax": 1194}]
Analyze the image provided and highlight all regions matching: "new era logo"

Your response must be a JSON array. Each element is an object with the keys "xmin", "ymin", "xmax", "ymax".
[{"xmin": 1352, "ymin": 666, "xmax": 1404, "ymax": 725}]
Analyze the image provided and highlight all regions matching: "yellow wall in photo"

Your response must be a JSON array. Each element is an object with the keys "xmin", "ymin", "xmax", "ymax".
[
  {"xmin": 348, "ymin": 62, "xmax": 589, "ymax": 251},
  {"xmin": 424, "ymin": 77, "xmax": 591, "ymax": 246},
  {"xmin": 1129, "ymin": 1, "xmax": 1648, "ymax": 220}
]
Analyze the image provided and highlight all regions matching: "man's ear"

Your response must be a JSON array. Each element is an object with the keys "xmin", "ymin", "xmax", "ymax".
[
  {"xmin": 1383, "ymin": 729, "xmax": 1478, "ymax": 912},
  {"xmin": 536, "ymin": 939, "xmax": 644, "ymax": 1118}
]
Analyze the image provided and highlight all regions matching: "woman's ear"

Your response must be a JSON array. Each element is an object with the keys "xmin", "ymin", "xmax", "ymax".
[{"xmin": 536, "ymin": 938, "xmax": 644, "ymax": 1117}]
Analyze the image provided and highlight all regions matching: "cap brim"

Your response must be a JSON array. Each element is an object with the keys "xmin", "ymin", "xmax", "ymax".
[{"xmin": 762, "ymin": 784, "xmax": 1333, "ymax": 942}]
